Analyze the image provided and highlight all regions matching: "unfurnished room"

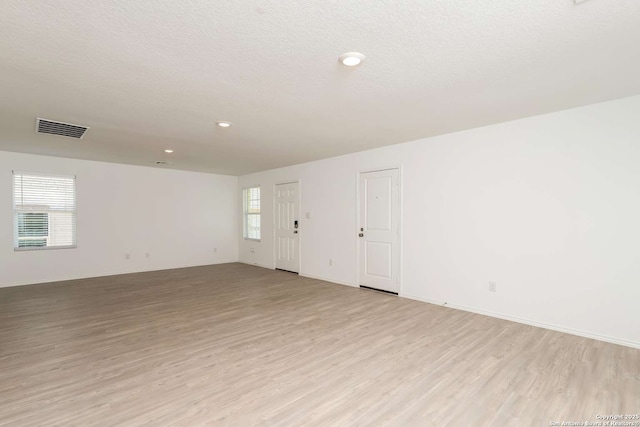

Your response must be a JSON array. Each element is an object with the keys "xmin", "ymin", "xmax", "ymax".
[{"xmin": 0, "ymin": 1, "xmax": 639, "ymax": 426}]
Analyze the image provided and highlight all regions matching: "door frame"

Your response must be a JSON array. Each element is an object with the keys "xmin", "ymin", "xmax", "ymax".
[
  {"xmin": 273, "ymin": 179, "xmax": 302, "ymax": 273},
  {"xmin": 356, "ymin": 166, "xmax": 403, "ymax": 295}
]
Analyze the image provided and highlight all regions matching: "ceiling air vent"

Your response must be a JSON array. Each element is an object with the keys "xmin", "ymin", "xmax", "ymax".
[{"xmin": 36, "ymin": 118, "xmax": 89, "ymax": 139}]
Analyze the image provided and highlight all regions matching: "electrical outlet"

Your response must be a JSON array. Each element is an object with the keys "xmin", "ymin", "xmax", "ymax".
[
  {"xmin": 145, "ymin": 252, "xmax": 150, "ymax": 258},
  {"xmin": 125, "ymin": 253, "xmax": 130, "ymax": 260},
  {"xmin": 214, "ymin": 247, "xmax": 217, "ymax": 253},
  {"xmin": 329, "ymin": 259, "xmax": 333, "ymax": 266},
  {"xmin": 306, "ymin": 212, "xmax": 311, "ymax": 219},
  {"xmin": 489, "ymin": 281, "xmax": 497, "ymax": 292}
]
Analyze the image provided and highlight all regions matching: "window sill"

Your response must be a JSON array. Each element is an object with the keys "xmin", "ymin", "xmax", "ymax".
[
  {"xmin": 14, "ymin": 245, "xmax": 77, "ymax": 252},
  {"xmin": 244, "ymin": 238, "xmax": 261, "ymax": 242}
]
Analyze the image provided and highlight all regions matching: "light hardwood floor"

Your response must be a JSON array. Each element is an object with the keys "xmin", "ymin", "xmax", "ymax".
[{"xmin": 0, "ymin": 263, "xmax": 638, "ymax": 426}]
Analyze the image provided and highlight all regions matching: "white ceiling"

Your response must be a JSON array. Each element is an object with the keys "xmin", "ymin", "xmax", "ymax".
[{"xmin": 1, "ymin": 0, "xmax": 639, "ymax": 175}]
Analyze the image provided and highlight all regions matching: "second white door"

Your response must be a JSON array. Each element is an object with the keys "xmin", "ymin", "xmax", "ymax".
[
  {"xmin": 359, "ymin": 169, "xmax": 400, "ymax": 294},
  {"xmin": 275, "ymin": 182, "xmax": 300, "ymax": 273}
]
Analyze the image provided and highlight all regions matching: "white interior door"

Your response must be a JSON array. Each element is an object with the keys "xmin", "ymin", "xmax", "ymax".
[
  {"xmin": 275, "ymin": 182, "xmax": 300, "ymax": 273},
  {"xmin": 359, "ymin": 169, "xmax": 400, "ymax": 294}
]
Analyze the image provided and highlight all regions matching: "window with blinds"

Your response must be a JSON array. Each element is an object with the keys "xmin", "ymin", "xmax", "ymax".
[
  {"xmin": 243, "ymin": 186, "xmax": 261, "ymax": 240},
  {"xmin": 13, "ymin": 172, "xmax": 76, "ymax": 250}
]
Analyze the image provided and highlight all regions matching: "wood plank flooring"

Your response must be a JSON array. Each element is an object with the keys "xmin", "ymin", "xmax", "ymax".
[{"xmin": 0, "ymin": 263, "xmax": 638, "ymax": 426}]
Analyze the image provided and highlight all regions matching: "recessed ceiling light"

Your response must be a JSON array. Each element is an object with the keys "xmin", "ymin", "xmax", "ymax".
[
  {"xmin": 217, "ymin": 121, "xmax": 232, "ymax": 128},
  {"xmin": 339, "ymin": 52, "xmax": 365, "ymax": 67},
  {"xmin": 164, "ymin": 149, "xmax": 174, "ymax": 153}
]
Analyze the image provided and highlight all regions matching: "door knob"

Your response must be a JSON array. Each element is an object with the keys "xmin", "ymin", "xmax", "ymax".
[{"xmin": 358, "ymin": 233, "xmax": 364, "ymax": 237}]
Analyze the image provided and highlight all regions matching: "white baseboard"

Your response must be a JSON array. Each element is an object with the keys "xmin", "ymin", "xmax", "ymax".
[
  {"xmin": 186, "ymin": 263, "xmax": 640, "ymax": 350},
  {"xmin": 240, "ymin": 265, "xmax": 358, "ymax": 289},
  {"xmin": 239, "ymin": 261, "xmax": 274, "ymax": 270},
  {"xmin": 401, "ymin": 293, "xmax": 640, "ymax": 350},
  {"xmin": 298, "ymin": 273, "xmax": 357, "ymax": 288},
  {"xmin": 0, "ymin": 260, "xmax": 241, "ymax": 288}
]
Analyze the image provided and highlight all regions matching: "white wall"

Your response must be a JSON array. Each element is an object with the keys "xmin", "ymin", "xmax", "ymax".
[
  {"xmin": 239, "ymin": 95, "xmax": 640, "ymax": 348},
  {"xmin": 0, "ymin": 151, "xmax": 238, "ymax": 287}
]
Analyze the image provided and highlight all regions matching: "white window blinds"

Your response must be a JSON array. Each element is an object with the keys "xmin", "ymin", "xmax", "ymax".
[
  {"xmin": 243, "ymin": 187, "xmax": 261, "ymax": 240},
  {"xmin": 13, "ymin": 172, "xmax": 76, "ymax": 250}
]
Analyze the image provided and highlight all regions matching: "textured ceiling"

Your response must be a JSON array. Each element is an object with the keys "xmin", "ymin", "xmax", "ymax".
[{"xmin": 1, "ymin": 0, "xmax": 639, "ymax": 175}]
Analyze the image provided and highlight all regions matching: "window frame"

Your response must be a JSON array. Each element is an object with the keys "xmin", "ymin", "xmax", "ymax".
[
  {"xmin": 243, "ymin": 186, "xmax": 261, "ymax": 241},
  {"xmin": 13, "ymin": 171, "xmax": 77, "ymax": 251}
]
